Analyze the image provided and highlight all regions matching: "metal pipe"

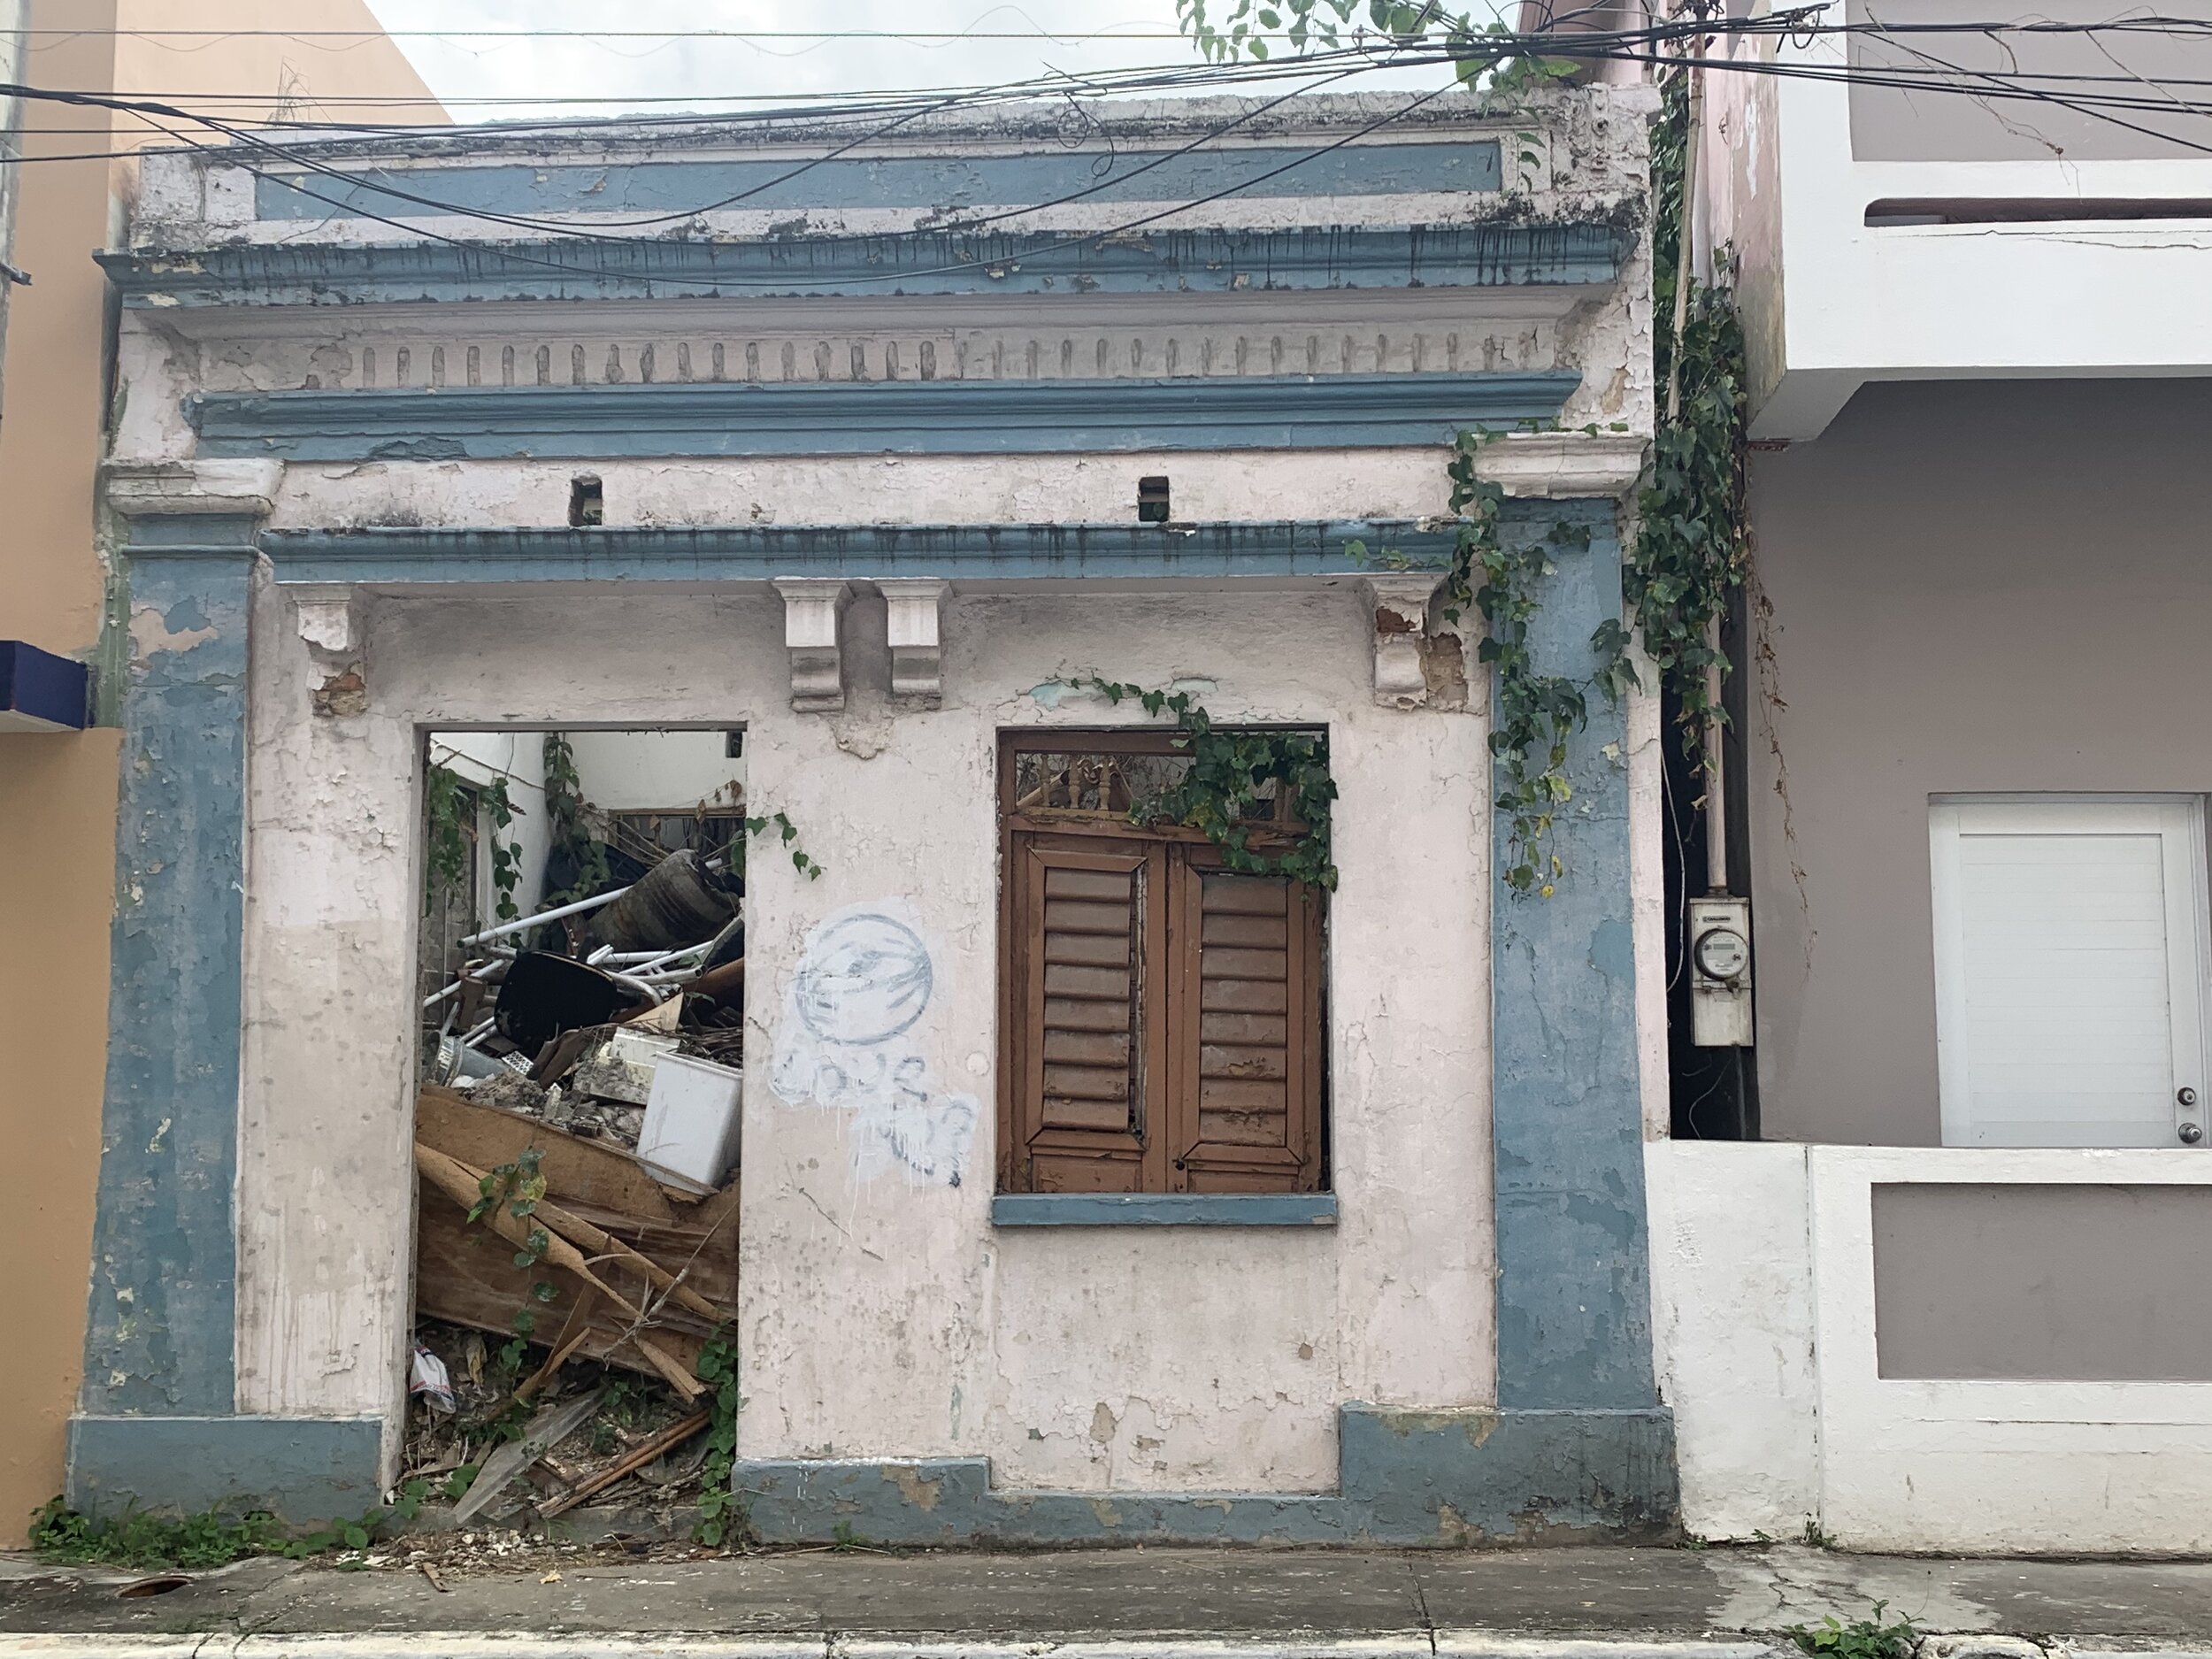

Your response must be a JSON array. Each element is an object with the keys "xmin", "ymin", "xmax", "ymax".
[
  {"xmin": 458, "ymin": 883, "xmax": 631, "ymax": 949},
  {"xmin": 1704, "ymin": 614, "xmax": 1729, "ymax": 895}
]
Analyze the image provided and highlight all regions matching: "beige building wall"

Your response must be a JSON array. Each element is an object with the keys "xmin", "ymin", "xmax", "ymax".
[
  {"xmin": 0, "ymin": 0, "xmax": 442, "ymax": 1548},
  {"xmin": 1745, "ymin": 377, "xmax": 2212, "ymax": 1147}
]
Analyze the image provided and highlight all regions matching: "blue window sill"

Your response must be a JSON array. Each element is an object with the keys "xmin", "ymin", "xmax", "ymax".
[{"xmin": 990, "ymin": 1193, "xmax": 1338, "ymax": 1228}]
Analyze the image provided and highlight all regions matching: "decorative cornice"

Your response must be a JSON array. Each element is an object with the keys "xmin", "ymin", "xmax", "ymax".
[
  {"xmin": 257, "ymin": 520, "xmax": 1463, "ymax": 586},
  {"xmin": 103, "ymin": 459, "xmax": 283, "ymax": 518},
  {"xmin": 1472, "ymin": 430, "xmax": 1650, "ymax": 499},
  {"xmin": 192, "ymin": 373, "xmax": 1584, "ymax": 463},
  {"xmin": 99, "ymin": 223, "xmax": 1632, "ymax": 309},
  {"xmin": 250, "ymin": 137, "xmax": 1505, "ymax": 225}
]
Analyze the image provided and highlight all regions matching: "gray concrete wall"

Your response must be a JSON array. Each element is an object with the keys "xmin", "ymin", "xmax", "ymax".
[
  {"xmin": 1745, "ymin": 378, "xmax": 2212, "ymax": 1146},
  {"xmin": 1873, "ymin": 1181, "xmax": 2212, "ymax": 1379},
  {"xmin": 1847, "ymin": 0, "xmax": 2212, "ymax": 164}
]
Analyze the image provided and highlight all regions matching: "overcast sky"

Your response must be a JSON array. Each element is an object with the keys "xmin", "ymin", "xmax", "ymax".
[{"xmin": 360, "ymin": 0, "xmax": 1457, "ymax": 122}]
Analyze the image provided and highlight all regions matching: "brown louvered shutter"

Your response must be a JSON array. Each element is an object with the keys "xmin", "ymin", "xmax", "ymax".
[
  {"xmin": 1165, "ymin": 857, "xmax": 1325, "ymax": 1192},
  {"xmin": 1003, "ymin": 833, "xmax": 1168, "ymax": 1193}
]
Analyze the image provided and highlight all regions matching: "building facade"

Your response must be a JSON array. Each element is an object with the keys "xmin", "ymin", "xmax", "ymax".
[
  {"xmin": 1667, "ymin": 0, "xmax": 2212, "ymax": 1552},
  {"xmin": 73, "ymin": 89, "xmax": 1678, "ymax": 1542}
]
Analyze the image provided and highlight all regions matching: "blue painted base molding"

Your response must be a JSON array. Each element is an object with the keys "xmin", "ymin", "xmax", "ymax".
[
  {"xmin": 66, "ymin": 1416, "xmax": 386, "ymax": 1525},
  {"xmin": 733, "ymin": 1404, "xmax": 1677, "ymax": 1546}
]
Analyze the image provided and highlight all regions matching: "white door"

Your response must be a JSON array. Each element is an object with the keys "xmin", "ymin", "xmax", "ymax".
[{"xmin": 1931, "ymin": 797, "xmax": 2209, "ymax": 1148}]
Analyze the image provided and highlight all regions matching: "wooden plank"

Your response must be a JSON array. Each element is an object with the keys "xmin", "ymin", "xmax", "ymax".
[
  {"xmin": 1199, "ymin": 1011, "xmax": 1289, "ymax": 1046},
  {"xmin": 1032, "ymin": 1150, "xmax": 1146, "ymax": 1192},
  {"xmin": 1201, "ymin": 912, "xmax": 1289, "ymax": 949},
  {"xmin": 413, "ymin": 1189, "xmax": 719, "ymax": 1385},
  {"xmin": 1202, "ymin": 1077, "xmax": 1289, "ymax": 1113},
  {"xmin": 415, "ymin": 1087, "xmax": 689, "ymax": 1224},
  {"xmin": 1042, "ymin": 1094, "xmax": 1133, "ymax": 1132},
  {"xmin": 1201, "ymin": 978, "xmax": 1289, "ymax": 1014},
  {"xmin": 1044, "ymin": 900, "xmax": 1134, "ymax": 936},
  {"xmin": 1044, "ymin": 963, "xmax": 1132, "ymax": 1001},
  {"xmin": 1044, "ymin": 931, "xmax": 1130, "ymax": 968},
  {"xmin": 1043, "ymin": 1064, "xmax": 1133, "ymax": 1101},
  {"xmin": 1043, "ymin": 867, "xmax": 1136, "ymax": 901},
  {"xmin": 1201, "ymin": 947, "xmax": 1289, "ymax": 982},
  {"xmin": 1044, "ymin": 1029, "xmax": 1131, "ymax": 1066},
  {"xmin": 1202, "ymin": 874, "xmax": 1289, "ymax": 915},
  {"xmin": 1201, "ymin": 1107, "xmax": 1291, "ymax": 1146},
  {"xmin": 1201, "ymin": 1043, "xmax": 1287, "ymax": 1079},
  {"xmin": 1044, "ymin": 995, "xmax": 1132, "ymax": 1033}
]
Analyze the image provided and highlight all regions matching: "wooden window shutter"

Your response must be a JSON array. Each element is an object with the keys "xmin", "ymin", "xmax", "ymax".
[
  {"xmin": 1002, "ymin": 833, "xmax": 1169, "ymax": 1193},
  {"xmin": 1165, "ymin": 857, "xmax": 1325, "ymax": 1192}
]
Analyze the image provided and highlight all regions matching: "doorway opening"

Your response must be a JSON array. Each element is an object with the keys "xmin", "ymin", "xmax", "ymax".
[{"xmin": 408, "ymin": 727, "xmax": 750, "ymax": 1532}]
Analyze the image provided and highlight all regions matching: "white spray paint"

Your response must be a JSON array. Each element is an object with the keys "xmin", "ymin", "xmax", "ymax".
[{"xmin": 770, "ymin": 900, "xmax": 978, "ymax": 1188}]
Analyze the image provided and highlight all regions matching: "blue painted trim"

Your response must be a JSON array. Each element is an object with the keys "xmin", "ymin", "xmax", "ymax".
[
  {"xmin": 98, "ymin": 223, "xmax": 1631, "ymax": 307},
  {"xmin": 191, "ymin": 373, "xmax": 1581, "ymax": 464},
  {"xmin": 258, "ymin": 520, "xmax": 1455, "ymax": 586},
  {"xmin": 731, "ymin": 1404, "xmax": 1676, "ymax": 1545},
  {"xmin": 254, "ymin": 141, "xmax": 1503, "ymax": 223},
  {"xmin": 0, "ymin": 639, "xmax": 90, "ymax": 732},
  {"xmin": 1487, "ymin": 503, "xmax": 1664, "ymax": 1415},
  {"xmin": 67, "ymin": 1415, "xmax": 385, "ymax": 1524},
  {"xmin": 81, "ymin": 526, "xmax": 255, "ymax": 1417},
  {"xmin": 992, "ymin": 1193, "xmax": 1338, "ymax": 1227}
]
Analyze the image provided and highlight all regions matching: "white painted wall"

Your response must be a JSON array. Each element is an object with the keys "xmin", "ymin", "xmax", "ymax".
[
  {"xmin": 1701, "ymin": 3, "xmax": 2212, "ymax": 439},
  {"xmin": 237, "ymin": 578, "xmax": 1494, "ymax": 1492},
  {"xmin": 427, "ymin": 730, "xmax": 549, "ymax": 917},
  {"xmin": 1652, "ymin": 1141, "xmax": 2212, "ymax": 1553},
  {"xmin": 1646, "ymin": 1141, "xmax": 1821, "ymax": 1542},
  {"xmin": 563, "ymin": 729, "xmax": 742, "ymax": 813}
]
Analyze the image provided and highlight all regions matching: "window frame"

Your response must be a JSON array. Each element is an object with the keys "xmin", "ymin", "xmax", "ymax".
[{"xmin": 995, "ymin": 727, "xmax": 1330, "ymax": 1197}]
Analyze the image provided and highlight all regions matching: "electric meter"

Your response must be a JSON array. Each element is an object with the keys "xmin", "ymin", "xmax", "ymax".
[{"xmin": 1688, "ymin": 896, "xmax": 1754, "ymax": 1048}]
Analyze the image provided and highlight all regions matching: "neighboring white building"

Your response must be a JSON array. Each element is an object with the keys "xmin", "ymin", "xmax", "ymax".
[
  {"xmin": 1668, "ymin": 0, "xmax": 2212, "ymax": 1554},
  {"xmin": 75, "ymin": 92, "xmax": 1675, "ymax": 1542}
]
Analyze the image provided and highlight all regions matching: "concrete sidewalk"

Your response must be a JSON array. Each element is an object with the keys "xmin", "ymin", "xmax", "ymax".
[{"xmin": 4, "ymin": 1544, "xmax": 2212, "ymax": 1656}]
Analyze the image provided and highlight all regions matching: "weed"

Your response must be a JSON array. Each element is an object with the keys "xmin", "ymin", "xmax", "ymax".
[
  {"xmin": 1786, "ymin": 1601, "xmax": 1919, "ymax": 1659},
  {"xmin": 832, "ymin": 1519, "xmax": 869, "ymax": 1550},
  {"xmin": 692, "ymin": 1337, "xmax": 743, "ymax": 1548},
  {"xmin": 30, "ymin": 1489, "xmax": 420, "ymax": 1571},
  {"xmin": 29, "ymin": 1499, "xmax": 286, "ymax": 1571},
  {"xmin": 1802, "ymin": 1517, "xmax": 1838, "ymax": 1548}
]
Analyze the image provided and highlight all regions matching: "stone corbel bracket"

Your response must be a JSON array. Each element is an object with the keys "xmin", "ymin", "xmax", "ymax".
[
  {"xmin": 772, "ymin": 579, "xmax": 854, "ymax": 713},
  {"xmin": 289, "ymin": 583, "xmax": 370, "ymax": 718},
  {"xmin": 1471, "ymin": 431, "xmax": 1649, "ymax": 500},
  {"xmin": 877, "ymin": 579, "xmax": 949, "ymax": 707},
  {"xmin": 1361, "ymin": 573, "xmax": 1448, "ymax": 710}
]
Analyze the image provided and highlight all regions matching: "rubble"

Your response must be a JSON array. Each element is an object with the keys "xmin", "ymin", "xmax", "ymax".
[{"xmin": 409, "ymin": 778, "xmax": 753, "ymax": 1530}]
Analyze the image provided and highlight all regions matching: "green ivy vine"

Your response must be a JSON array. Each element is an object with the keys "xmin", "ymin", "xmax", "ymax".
[
  {"xmin": 741, "ymin": 810, "xmax": 825, "ymax": 881},
  {"xmin": 1077, "ymin": 678, "xmax": 1338, "ymax": 889},
  {"xmin": 425, "ymin": 762, "xmax": 521, "ymax": 922},
  {"xmin": 1629, "ymin": 63, "xmax": 1750, "ymax": 764},
  {"xmin": 541, "ymin": 733, "xmax": 611, "ymax": 911},
  {"xmin": 1439, "ymin": 441, "xmax": 1635, "ymax": 896}
]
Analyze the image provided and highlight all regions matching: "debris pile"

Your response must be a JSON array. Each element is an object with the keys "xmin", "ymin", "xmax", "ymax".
[
  {"xmin": 423, "ymin": 849, "xmax": 746, "ymax": 1185},
  {"xmin": 408, "ymin": 1087, "xmax": 736, "ymax": 1526},
  {"xmin": 413, "ymin": 805, "xmax": 751, "ymax": 1531}
]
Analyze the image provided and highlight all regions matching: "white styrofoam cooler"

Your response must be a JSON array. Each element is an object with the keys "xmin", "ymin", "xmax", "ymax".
[{"xmin": 639, "ymin": 1052, "xmax": 742, "ymax": 1188}]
